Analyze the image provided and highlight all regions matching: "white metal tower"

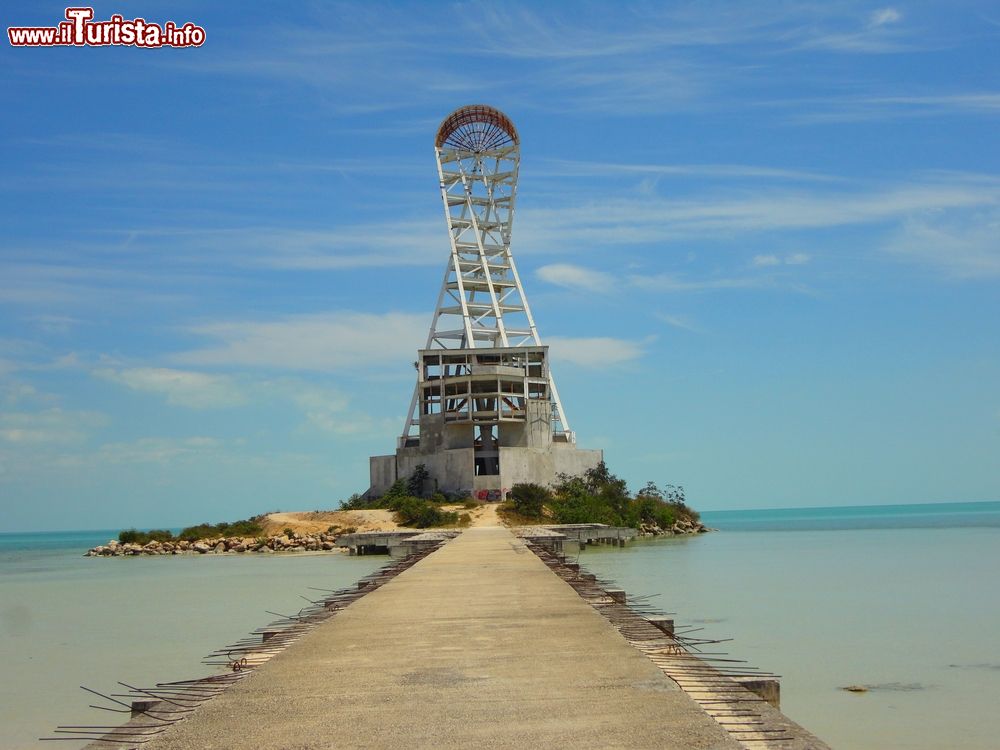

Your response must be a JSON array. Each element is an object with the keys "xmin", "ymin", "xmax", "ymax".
[{"xmin": 401, "ymin": 105, "xmax": 571, "ymax": 445}]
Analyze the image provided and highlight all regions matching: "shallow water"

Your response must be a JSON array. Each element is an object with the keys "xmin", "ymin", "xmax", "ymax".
[
  {"xmin": 3, "ymin": 505, "xmax": 998, "ymax": 749},
  {"xmin": 0, "ymin": 531, "xmax": 383, "ymax": 749},
  {"xmin": 581, "ymin": 502, "xmax": 1000, "ymax": 750}
]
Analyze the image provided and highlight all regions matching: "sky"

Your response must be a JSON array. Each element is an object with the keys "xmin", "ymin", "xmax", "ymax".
[{"xmin": 1, "ymin": 1, "xmax": 998, "ymax": 531}]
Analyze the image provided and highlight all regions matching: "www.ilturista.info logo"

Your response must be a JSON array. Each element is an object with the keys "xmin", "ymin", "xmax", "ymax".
[{"xmin": 8, "ymin": 7, "xmax": 205, "ymax": 48}]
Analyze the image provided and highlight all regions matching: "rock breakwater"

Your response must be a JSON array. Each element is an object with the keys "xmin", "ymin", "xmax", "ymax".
[{"xmin": 85, "ymin": 531, "xmax": 348, "ymax": 557}]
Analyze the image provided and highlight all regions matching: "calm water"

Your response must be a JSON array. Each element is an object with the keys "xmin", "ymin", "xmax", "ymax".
[
  {"xmin": 582, "ymin": 501, "xmax": 1000, "ymax": 750},
  {"xmin": 0, "ymin": 531, "xmax": 383, "ymax": 750},
  {"xmin": 2, "ymin": 504, "xmax": 999, "ymax": 749}
]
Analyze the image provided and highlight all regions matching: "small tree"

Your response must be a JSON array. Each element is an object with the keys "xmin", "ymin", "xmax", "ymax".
[
  {"xmin": 637, "ymin": 481, "xmax": 664, "ymax": 499},
  {"xmin": 407, "ymin": 464, "xmax": 430, "ymax": 496}
]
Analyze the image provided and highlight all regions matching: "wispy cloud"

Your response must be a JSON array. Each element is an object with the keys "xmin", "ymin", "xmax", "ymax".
[
  {"xmin": 520, "ymin": 179, "xmax": 1000, "ymax": 249},
  {"xmin": 0, "ymin": 408, "xmax": 105, "ymax": 445},
  {"xmin": 537, "ymin": 158, "xmax": 838, "ymax": 183},
  {"xmin": 96, "ymin": 436, "xmax": 225, "ymax": 464},
  {"xmin": 656, "ymin": 313, "xmax": 703, "ymax": 333},
  {"xmin": 884, "ymin": 211, "xmax": 1000, "ymax": 278},
  {"xmin": 93, "ymin": 367, "xmax": 248, "ymax": 409},
  {"xmin": 781, "ymin": 93, "xmax": 1000, "ymax": 124},
  {"xmin": 174, "ymin": 311, "xmax": 427, "ymax": 371},
  {"xmin": 752, "ymin": 253, "xmax": 810, "ymax": 267},
  {"xmin": 536, "ymin": 263, "xmax": 615, "ymax": 293},
  {"xmin": 546, "ymin": 336, "xmax": 647, "ymax": 368},
  {"xmin": 871, "ymin": 8, "xmax": 903, "ymax": 27},
  {"xmin": 630, "ymin": 273, "xmax": 773, "ymax": 293}
]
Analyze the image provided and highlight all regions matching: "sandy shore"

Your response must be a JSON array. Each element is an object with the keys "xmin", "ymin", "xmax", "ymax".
[{"xmin": 262, "ymin": 502, "xmax": 500, "ymax": 535}]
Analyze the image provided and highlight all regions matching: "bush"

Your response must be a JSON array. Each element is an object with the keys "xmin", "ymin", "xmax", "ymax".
[
  {"xmin": 177, "ymin": 518, "xmax": 263, "ymax": 542},
  {"xmin": 118, "ymin": 528, "xmax": 174, "ymax": 544},
  {"xmin": 509, "ymin": 483, "xmax": 551, "ymax": 519},
  {"xmin": 393, "ymin": 497, "xmax": 459, "ymax": 528},
  {"xmin": 550, "ymin": 493, "xmax": 619, "ymax": 525},
  {"xmin": 407, "ymin": 464, "xmax": 430, "ymax": 496},
  {"xmin": 543, "ymin": 463, "xmax": 700, "ymax": 532}
]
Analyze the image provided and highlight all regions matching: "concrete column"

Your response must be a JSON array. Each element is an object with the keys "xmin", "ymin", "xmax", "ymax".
[
  {"xmin": 647, "ymin": 617, "xmax": 674, "ymax": 636},
  {"xmin": 731, "ymin": 676, "xmax": 780, "ymax": 709}
]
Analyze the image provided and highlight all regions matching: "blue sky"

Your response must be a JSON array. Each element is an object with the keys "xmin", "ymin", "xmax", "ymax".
[{"xmin": 2, "ymin": 1, "xmax": 998, "ymax": 531}]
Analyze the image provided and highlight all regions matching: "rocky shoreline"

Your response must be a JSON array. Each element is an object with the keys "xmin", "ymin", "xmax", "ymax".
[
  {"xmin": 86, "ymin": 519, "xmax": 712, "ymax": 557},
  {"xmin": 637, "ymin": 517, "xmax": 713, "ymax": 536},
  {"xmin": 85, "ymin": 531, "xmax": 348, "ymax": 557}
]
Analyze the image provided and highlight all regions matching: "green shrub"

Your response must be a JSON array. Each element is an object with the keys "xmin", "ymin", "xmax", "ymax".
[
  {"xmin": 543, "ymin": 463, "xmax": 700, "ymax": 531},
  {"xmin": 509, "ymin": 483, "xmax": 551, "ymax": 518},
  {"xmin": 118, "ymin": 528, "xmax": 174, "ymax": 544},
  {"xmin": 177, "ymin": 518, "xmax": 263, "ymax": 542},
  {"xmin": 407, "ymin": 464, "xmax": 430, "ymax": 496},
  {"xmin": 393, "ymin": 497, "xmax": 458, "ymax": 528},
  {"xmin": 550, "ymin": 492, "xmax": 619, "ymax": 525}
]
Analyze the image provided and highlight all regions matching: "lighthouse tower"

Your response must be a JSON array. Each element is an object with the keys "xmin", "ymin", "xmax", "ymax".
[{"xmin": 368, "ymin": 105, "xmax": 602, "ymax": 498}]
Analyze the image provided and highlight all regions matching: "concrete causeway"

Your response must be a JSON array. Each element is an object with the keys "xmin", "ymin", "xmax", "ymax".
[{"xmin": 143, "ymin": 526, "xmax": 741, "ymax": 749}]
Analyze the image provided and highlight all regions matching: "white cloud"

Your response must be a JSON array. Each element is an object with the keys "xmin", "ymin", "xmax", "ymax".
[
  {"xmin": 656, "ymin": 313, "xmax": 702, "ymax": 333},
  {"xmin": 884, "ymin": 212, "xmax": 1000, "ymax": 278},
  {"xmin": 0, "ymin": 409, "xmax": 104, "ymax": 445},
  {"xmin": 97, "ymin": 436, "xmax": 224, "ymax": 464},
  {"xmin": 536, "ymin": 263, "xmax": 615, "ymax": 293},
  {"xmin": 870, "ymin": 8, "xmax": 902, "ymax": 27},
  {"xmin": 519, "ymin": 180, "xmax": 1000, "ymax": 249},
  {"xmin": 174, "ymin": 312, "xmax": 427, "ymax": 371},
  {"xmin": 93, "ymin": 367, "xmax": 247, "ymax": 408},
  {"xmin": 630, "ymin": 273, "xmax": 770, "ymax": 292},
  {"xmin": 545, "ymin": 336, "xmax": 645, "ymax": 368},
  {"xmin": 538, "ymin": 158, "xmax": 837, "ymax": 183},
  {"xmin": 282, "ymin": 381, "xmax": 395, "ymax": 437},
  {"xmin": 752, "ymin": 253, "xmax": 809, "ymax": 267},
  {"xmin": 784, "ymin": 94, "xmax": 1000, "ymax": 124}
]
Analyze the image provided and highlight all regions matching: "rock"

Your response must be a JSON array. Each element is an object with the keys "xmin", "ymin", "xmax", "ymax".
[
  {"xmin": 321, "ymin": 541, "xmax": 335, "ymax": 550},
  {"xmin": 259, "ymin": 545, "xmax": 274, "ymax": 553},
  {"xmin": 231, "ymin": 543, "xmax": 246, "ymax": 553},
  {"xmin": 213, "ymin": 541, "xmax": 225, "ymax": 553},
  {"xmin": 192, "ymin": 542, "xmax": 210, "ymax": 554}
]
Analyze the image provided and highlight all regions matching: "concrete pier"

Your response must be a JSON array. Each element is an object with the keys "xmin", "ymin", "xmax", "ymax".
[{"xmin": 142, "ymin": 527, "xmax": 741, "ymax": 749}]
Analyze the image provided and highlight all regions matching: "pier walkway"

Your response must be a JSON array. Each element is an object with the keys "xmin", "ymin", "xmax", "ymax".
[{"xmin": 144, "ymin": 526, "xmax": 740, "ymax": 749}]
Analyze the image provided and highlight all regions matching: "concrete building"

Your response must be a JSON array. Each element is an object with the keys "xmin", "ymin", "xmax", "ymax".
[{"xmin": 369, "ymin": 105, "xmax": 602, "ymax": 498}]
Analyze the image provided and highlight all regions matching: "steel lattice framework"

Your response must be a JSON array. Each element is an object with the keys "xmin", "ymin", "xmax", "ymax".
[{"xmin": 402, "ymin": 105, "xmax": 570, "ymax": 442}]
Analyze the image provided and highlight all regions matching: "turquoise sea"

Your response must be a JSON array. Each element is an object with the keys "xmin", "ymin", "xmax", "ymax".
[
  {"xmin": 583, "ymin": 500, "xmax": 1000, "ymax": 750},
  {"xmin": 1, "ymin": 501, "xmax": 998, "ymax": 749},
  {"xmin": 0, "ymin": 532, "xmax": 384, "ymax": 750}
]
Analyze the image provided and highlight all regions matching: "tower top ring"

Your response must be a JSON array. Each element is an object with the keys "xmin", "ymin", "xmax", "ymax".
[{"xmin": 434, "ymin": 104, "xmax": 519, "ymax": 151}]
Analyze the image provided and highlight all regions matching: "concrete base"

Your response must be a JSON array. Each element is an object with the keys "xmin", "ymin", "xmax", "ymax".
[{"xmin": 370, "ymin": 443, "xmax": 603, "ymax": 497}]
